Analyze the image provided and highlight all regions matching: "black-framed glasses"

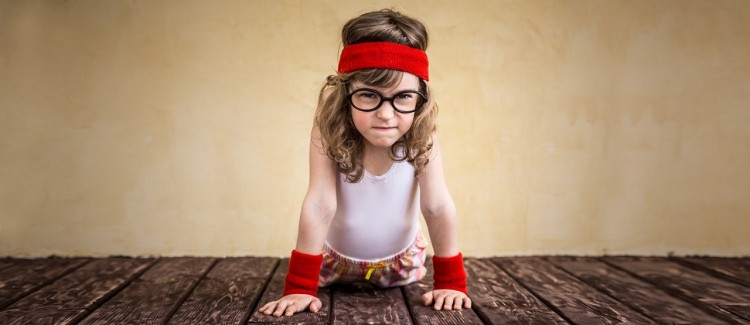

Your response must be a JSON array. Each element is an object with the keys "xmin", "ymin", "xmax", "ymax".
[{"xmin": 346, "ymin": 88, "xmax": 426, "ymax": 113}]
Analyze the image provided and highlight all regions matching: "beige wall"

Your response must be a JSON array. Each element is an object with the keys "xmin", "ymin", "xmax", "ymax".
[{"xmin": 1, "ymin": 0, "xmax": 748, "ymax": 257}]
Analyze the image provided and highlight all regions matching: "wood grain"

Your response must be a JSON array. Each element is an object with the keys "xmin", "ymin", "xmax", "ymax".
[
  {"xmin": 673, "ymin": 256, "xmax": 750, "ymax": 287},
  {"xmin": 0, "ymin": 257, "xmax": 89, "ymax": 309},
  {"xmin": 604, "ymin": 256, "xmax": 750, "ymax": 323},
  {"xmin": 0, "ymin": 257, "xmax": 154, "ymax": 324},
  {"xmin": 168, "ymin": 257, "xmax": 278, "ymax": 325},
  {"xmin": 77, "ymin": 257, "xmax": 216, "ymax": 324},
  {"xmin": 248, "ymin": 258, "xmax": 330, "ymax": 324},
  {"xmin": 493, "ymin": 256, "xmax": 653, "ymax": 324},
  {"xmin": 331, "ymin": 284, "xmax": 412, "ymax": 324},
  {"xmin": 0, "ymin": 258, "xmax": 16, "ymax": 272},
  {"xmin": 463, "ymin": 258, "xmax": 565, "ymax": 324},
  {"xmin": 402, "ymin": 258, "xmax": 485, "ymax": 325},
  {"xmin": 548, "ymin": 256, "xmax": 726, "ymax": 324}
]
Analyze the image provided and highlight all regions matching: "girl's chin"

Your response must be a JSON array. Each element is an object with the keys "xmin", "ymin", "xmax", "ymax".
[{"xmin": 365, "ymin": 138, "xmax": 398, "ymax": 148}]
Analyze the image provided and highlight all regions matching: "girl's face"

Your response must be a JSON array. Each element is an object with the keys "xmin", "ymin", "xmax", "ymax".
[{"xmin": 349, "ymin": 73, "xmax": 420, "ymax": 149}]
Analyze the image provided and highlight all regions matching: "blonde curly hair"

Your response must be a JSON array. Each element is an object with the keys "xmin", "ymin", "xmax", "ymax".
[{"xmin": 314, "ymin": 9, "xmax": 438, "ymax": 183}]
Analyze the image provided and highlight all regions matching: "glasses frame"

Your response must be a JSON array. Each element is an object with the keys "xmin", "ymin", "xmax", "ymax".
[{"xmin": 346, "ymin": 88, "xmax": 427, "ymax": 114}]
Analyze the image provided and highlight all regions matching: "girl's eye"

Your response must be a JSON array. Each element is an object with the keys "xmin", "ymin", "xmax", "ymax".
[
  {"xmin": 357, "ymin": 92, "xmax": 379, "ymax": 100},
  {"xmin": 396, "ymin": 93, "xmax": 414, "ymax": 100}
]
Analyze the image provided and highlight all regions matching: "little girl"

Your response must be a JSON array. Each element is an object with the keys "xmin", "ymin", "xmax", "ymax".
[{"xmin": 259, "ymin": 9, "xmax": 470, "ymax": 317}]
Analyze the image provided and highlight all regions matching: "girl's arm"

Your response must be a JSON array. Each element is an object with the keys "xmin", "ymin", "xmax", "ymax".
[
  {"xmin": 418, "ymin": 133, "xmax": 459, "ymax": 257},
  {"xmin": 259, "ymin": 88, "xmax": 338, "ymax": 317},
  {"xmin": 418, "ymin": 133, "xmax": 471, "ymax": 311},
  {"xmin": 259, "ymin": 126, "xmax": 337, "ymax": 317},
  {"xmin": 295, "ymin": 125, "xmax": 338, "ymax": 254},
  {"xmin": 296, "ymin": 85, "xmax": 339, "ymax": 254}
]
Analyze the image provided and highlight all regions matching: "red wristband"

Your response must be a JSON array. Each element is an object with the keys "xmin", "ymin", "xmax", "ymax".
[
  {"xmin": 432, "ymin": 253, "xmax": 468, "ymax": 295},
  {"xmin": 283, "ymin": 250, "xmax": 323, "ymax": 296}
]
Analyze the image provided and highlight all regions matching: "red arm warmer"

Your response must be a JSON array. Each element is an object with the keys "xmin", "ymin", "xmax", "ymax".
[
  {"xmin": 432, "ymin": 253, "xmax": 468, "ymax": 295},
  {"xmin": 283, "ymin": 250, "xmax": 323, "ymax": 296}
]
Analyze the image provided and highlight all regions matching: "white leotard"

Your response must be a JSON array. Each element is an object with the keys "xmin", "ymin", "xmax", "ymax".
[{"xmin": 325, "ymin": 159, "xmax": 420, "ymax": 260}]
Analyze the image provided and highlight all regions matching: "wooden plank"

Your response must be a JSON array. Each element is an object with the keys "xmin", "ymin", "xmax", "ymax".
[
  {"xmin": 331, "ymin": 285, "xmax": 412, "ymax": 325},
  {"xmin": 547, "ymin": 256, "xmax": 726, "ymax": 324},
  {"xmin": 458, "ymin": 258, "xmax": 566, "ymax": 324},
  {"xmin": 0, "ymin": 258, "xmax": 16, "ymax": 271},
  {"xmin": 0, "ymin": 257, "xmax": 89, "ymax": 309},
  {"xmin": 402, "ymin": 258, "xmax": 485, "ymax": 325},
  {"xmin": 0, "ymin": 257, "xmax": 155, "ymax": 324},
  {"xmin": 493, "ymin": 257, "xmax": 653, "ymax": 324},
  {"xmin": 248, "ymin": 258, "xmax": 330, "ymax": 324},
  {"xmin": 78, "ymin": 257, "xmax": 216, "ymax": 324},
  {"xmin": 168, "ymin": 257, "xmax": 279, "ymax": 325},
  {"xmin": 673, "ymin": 256, "xmax": 750, "ymax": 287},
  {"xmin": 604, "ymin": 256, "xmax": 750, "ymax": 323}
]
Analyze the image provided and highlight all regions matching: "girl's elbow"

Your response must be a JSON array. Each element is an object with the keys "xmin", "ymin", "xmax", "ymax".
[
  {"xmin": 304, "ymin": 197, "xmax": 337, "ymax": 222},
  {"xmin": 318, "ymin": 200, "xmax": 337, "ymax": 221},
  {"xmin": 421, "ymin": 201, "xmax": 456, "ymax": 221}
]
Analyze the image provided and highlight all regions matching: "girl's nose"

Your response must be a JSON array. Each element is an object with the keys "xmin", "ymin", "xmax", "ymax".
[{"xmin": 376, "ymin": 101, "xmax": 396, "ymax": 120}]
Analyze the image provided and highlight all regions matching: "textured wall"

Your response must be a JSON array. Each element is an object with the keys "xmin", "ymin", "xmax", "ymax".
[{"xmin": 1, "ymin": 0, "xmax": 748, "ymax": 257}]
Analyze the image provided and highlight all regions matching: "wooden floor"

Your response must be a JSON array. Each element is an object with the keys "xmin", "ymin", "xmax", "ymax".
[{"xmin": 1, "ymin": 256, "xmax": 749, "ymax": 324}]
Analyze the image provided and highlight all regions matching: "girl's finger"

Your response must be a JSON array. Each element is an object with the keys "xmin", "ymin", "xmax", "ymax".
[
  {"xmin": 433, "ymin": 294, "xmax": 445, "ymax": 310},
  {"xmin": 273, "ymin": 300, "xmax": 290, "ymax": 317},
  {"xmin": 443, "ymin": 296, "xmax": 455, "ymax": 310},
  {"xmin": 453, "ymin": 296, "xmax": 463, "ymax": 310},
  {"xmin": 285, "ymin": 303, "xmax": 296, "ymax": 316},
  {"xmin": 261, "ymin": 302, "xmax": 276, "ymax": 314},
  {"xmin": 463, "ymin": 297, "xmax": 472, "ymax": 308}
]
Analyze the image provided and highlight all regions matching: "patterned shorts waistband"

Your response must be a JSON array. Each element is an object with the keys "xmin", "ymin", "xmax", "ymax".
[{"xmin": 323, "ymin": 233, "xmax": 425, "ymax": 269}]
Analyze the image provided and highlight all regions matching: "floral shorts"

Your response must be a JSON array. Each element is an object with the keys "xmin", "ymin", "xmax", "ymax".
[{"xmin": 318, "ymin": 232, "xmax": 428, "ymax": 288}]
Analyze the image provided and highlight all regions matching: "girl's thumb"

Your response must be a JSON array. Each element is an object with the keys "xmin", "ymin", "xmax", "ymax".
[
  {"xmin": 421, "ymin": 291, "xmax": 434, "ymax": 306},
  {"xmin": 310, "ymin": 297, "xmax": 322, "ymax": 313}
]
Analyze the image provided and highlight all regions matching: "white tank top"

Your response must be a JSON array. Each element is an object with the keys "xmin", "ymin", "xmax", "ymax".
[{"xmin": 325, "ymin": 159, "xmax": 420, "ymax": 260}]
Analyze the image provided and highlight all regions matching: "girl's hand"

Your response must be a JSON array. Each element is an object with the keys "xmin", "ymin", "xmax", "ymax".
[
  {"xmin": 258, "ymin": 294, "xmax": 322, "ymax": 317},
  {"xmin": 422, "ymin": 289, "xmax": 471, "ymax": 311}
]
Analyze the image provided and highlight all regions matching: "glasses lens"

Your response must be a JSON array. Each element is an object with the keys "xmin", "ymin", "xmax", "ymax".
[
  {"xmin": 392, "ymin": 91, "xmax": 421, "ymax": 112},
  {"xmin": 350, "ymin": 90, "xmax": 381, "ymax": 111}
]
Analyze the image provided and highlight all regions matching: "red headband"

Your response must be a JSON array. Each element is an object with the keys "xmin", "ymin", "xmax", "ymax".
[{"xmin": 338, "ymin": 42, "xmax": 429, "ymax": 81}]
